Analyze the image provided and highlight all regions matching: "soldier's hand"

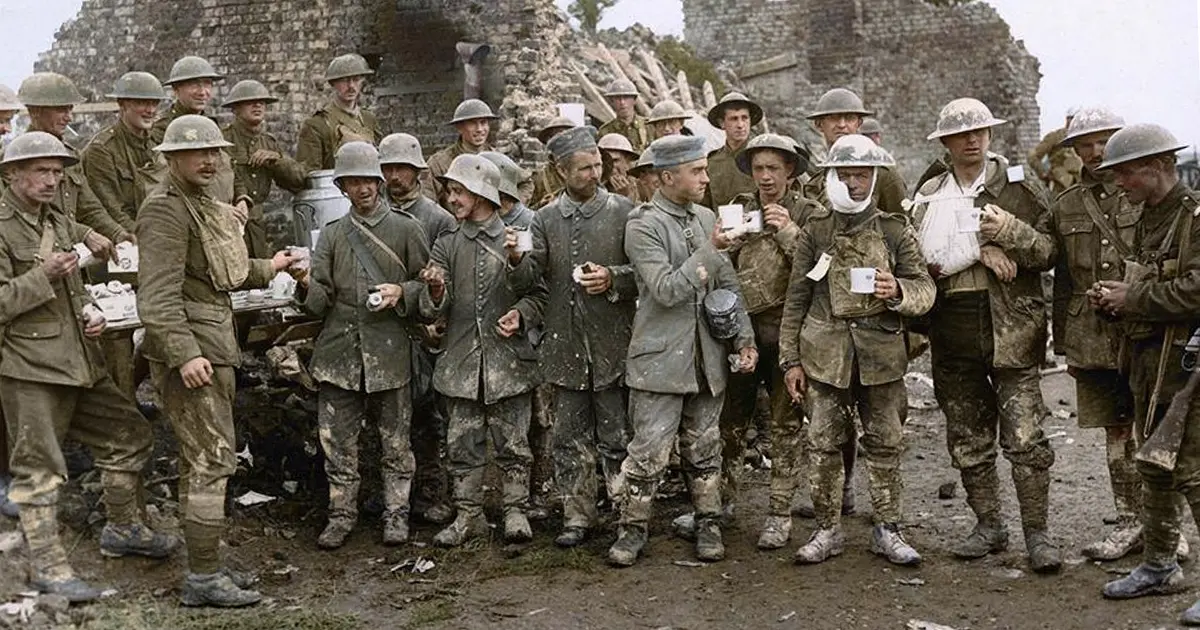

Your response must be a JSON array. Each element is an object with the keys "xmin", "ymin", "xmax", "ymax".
[
  {"xmin": 710, "ymin": 222, "xmax": 740, "ymax": 250},
  {"xmin": 121, "ymin": 233, "xmax": 137, "ymax": 245},
  {"xmin": 420, "ymin": 323, "xmax": 444, "ymax": 349},
  {"xmin": 979, "ymin": 244, "xmax": 1017, "ymax": 283},
  {"xmin": 763, "ymin": 204, "xmax": 793, "ymax": 230},
  {"xmin": 372, "ymin": 283, "xmax": 403, "ymax": 310},
  {"xmin": 873, "ymin": 269, "xmax": 900, "ymax": 300},
  {"xmin": 738, "ymin": 347, "xmax": 758, "ymax": 374},
  {"xmin": 1096, "ymin": 280, "xmax": 1129, "ymax": 316},
  {"xmin": 270, "ymin": 249, "xmax": 297, "ymax": 272},
  {"xmin": 41, "ymin": 251, "xmax": 79, "ymax": 280},
  {"xmin": 82, "ymin": 304, "xmax": 106, "ymax": 338},
  {"xmin": 249, "ymin": 149, "xmax": 282, "ymax": 167},
  {"xmin": 503, "ymin": 227, "xmax": 524, "ymax": 264},
  {"xmin": 785, "ymin": 366, "xmax": 808, "ymax": 403},
  {"xmin": 231, "ymin": 200, "xmax": 250, "ymax": 225},
  {"xmin": 84, "ymin": 231, "xmax": 116, "ymax": 262},
  {"xmin": 179, "ymin": 356, "xmax": 214, "ymax": 389},
  {"xmin": 496, "ymin": 309, "xmax": 522, "ymax": 338},
  {"xmin": 978, "ymin": 204, "xmax": 1011, "ymax": 242},
  {"xmin": 579, "ymin": 262, "xmax": 612, "ymax": 295},
  {"xmin": 420, "ymin": 262, "xmax": 447, "ymax": 300}
]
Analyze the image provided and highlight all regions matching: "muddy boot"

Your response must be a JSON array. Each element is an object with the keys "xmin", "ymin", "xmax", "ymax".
[
  {"xmin": 555, "ymin": 526, "xmax": 588, "ymax": 548},
  {"xmin": 433, "ymin": 509, "xmax": 486, "ymax": 547},
  {"xmin": 953, "ymin": 519, "xmax": 1009, "ymax": 559},
  {"xmin": 1025, "ymin": 530, "xmax": 1062, "ymax": 573},
  {"xmin": 1103, "ymin": 562, "xmax": 1185, "ymax": 599},
  {"xmin": 22, "ymin": 505, "xmax": 101, "ymax": 602},
  {"xmin": 870, "ymin": 523, "xmax": 921, "ymax": 566},
  {"xmin": 695, "ymin": 517, "xmax": 725, "ymax": 562},
  {"xmin": 100, "ymin": 523, "xmax": 179, "ymax": 559},
  {"xmin": 502, "ymin": 468, "xmax": 533, "ymax": 543},
  {"xmin": 317, "ymin": 516, "xmax": 356, "ymax": 550},
  {"xmin": 794, "ymin": 527, "xmax": 844, "ymax": 564},
  {"xmin": 503, "ymin": 509, "xmax": 532, "ymax": 543},
  {"xmin": 757, "ymin": 515, "xmax": 792, "ymax": 550},
  {"xmin": 1181, "ymin": 599, "xmax": 1200, "ymax": 626},
  {"xmin": 422, "ymin": 503, "xmax": 454, "ymax": 525},
  {"xmin": 607, "ymin": 525, "xmax": 647, "ymax": 567},
  {"xmin": 1083, "ymin": 522, "xmax": 1143, "ymax": 561},
  {"xmin": 1181, "ymin": 535, "xmax": 1193, "ymax": 563},
  {"xmin": 0, "ymin": 474, "xmax": 18, "ymax": 519},
  {"xmin": 382, "ymin": 510, "xmax": 410, "ymax": 546},
  {"xmin": 181, "ymin": 571, "xmax": 262, "ymax": 608},
  {"xmin": 671, "ymin": 512, "xmax": 696, "ymax": 541}
]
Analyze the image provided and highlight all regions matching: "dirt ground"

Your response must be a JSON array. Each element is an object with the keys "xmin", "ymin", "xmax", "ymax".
[{"xmin": 1, "ymin": 365, "xmax": 1197, "ymax": 630}]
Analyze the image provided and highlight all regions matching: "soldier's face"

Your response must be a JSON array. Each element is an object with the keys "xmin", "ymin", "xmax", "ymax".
[
  {"xmin": 1112, "ymin": 157, "xmax": 1172, "ymax": 205},
  {"xmin": 331, "ymin": 76, "xmax": 365, "ymax": 107},
  {"xmin": 751, "ymin": 150, "xmax": 794, "ymax": 199},
  {"xmin": 1073, "ymin": 131, "xmax": 1115, "ymax": 173},
  {"xmin": 815, "ymin": 113, "xmax": 862, "ymax": 146},
  {"xmin": 382, "ymin": 163, "xmax": 420, "ymax": 196},
  {"xmin": 662, "ymin": 158, "xmax": 709, "ymax": 203},
  {"xmin": 28, "ymin": 106, "xmax": 73, "ymax": 138},
  {"xmin": 836, "ymin": 166, "xmax": 875, "ymax": 202},
  {"xmin": 8, "ymin": 158, "xmax": 65, "ymax": 205},
  {"xmin": 941, "ymin": 129, "xmax": 990, "ymax": 166},
  {"xmin": 654, "ymin": 119, "xmax": 685, "ymax": 137},
  {"xmin": 456, "ymin": 119, "xmax": 490, "ymax": 148},
  {"xmin": 722, "ymin": 107, "xmax": 752, "ymax": 145},
  {"xmin": 0, "ymin": 111, "xmax": 14, "ymax": 136},
  {"xmin": 119, "ymin": 99, "xmax": 159, "ymax": 132},
  {"xmin": 604, "ymin": 150, "xmax": 634, "ymax": 176},
  {"xmin": 446, "ymin": 180, "xmax": 490, "ymax": 221},
  {"xmin": 173, "ymin": 79, "xmax": 214, "ymax": 113},
  {"xmin": 560, "ymin": 148, "xmax": 603, "ymax": 200},
  {"xmin": 339, "ymin": 176, "xmax": 380, "ymax": 211},
  {"xmin": 169, "ymin": 148, "xmax": 221, "ymax": 187},
  {"xmin": 865, "ymin": 132, "xmax": 882, "ymax": 146},
  {"xmin": 610, "ymin": 96, "xmax": 636, "ymax": 120},
  {"xmin": 233, "ymin": 101, "xmax": 267, "ymax": 126}
]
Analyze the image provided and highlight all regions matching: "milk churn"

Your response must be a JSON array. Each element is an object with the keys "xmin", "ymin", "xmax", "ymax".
[{"xmin": 293, "ymin": 169, "xmax": 350, "ymax": 247}]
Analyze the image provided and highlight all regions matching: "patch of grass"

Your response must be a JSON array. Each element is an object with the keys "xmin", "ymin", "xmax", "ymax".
[
  {"xmin": 404, "ymin": 599, "xmax": 456, "ymax": 628},
  {"xmin": 476, "ymin": 545, "xmax": 596, "ymax": 580},
  {"xmin": 85, "ymin": 602, "xmax": 360, "ymax": 630}
]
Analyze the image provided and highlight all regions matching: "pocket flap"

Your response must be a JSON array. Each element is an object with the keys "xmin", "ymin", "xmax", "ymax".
[
  {"xmin": 184, "ymin": 301, "xmax": 229, "ymax": 324},
  {"xmin": 628, "ymin": 337, "xmax": 667, "ymax": 358},
  {"xmin": 8, "ymin": 319, "xmax": 61, "ymax": 339},
  {"xmin": 1059, "ymin": 219, "xmax": 1093, "ymax": 235}
]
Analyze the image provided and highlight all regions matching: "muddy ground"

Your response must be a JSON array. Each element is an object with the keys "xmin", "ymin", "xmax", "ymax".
[{"xmin": 0, "ymin": 365, "xmax": 1196, "ymax": 630}]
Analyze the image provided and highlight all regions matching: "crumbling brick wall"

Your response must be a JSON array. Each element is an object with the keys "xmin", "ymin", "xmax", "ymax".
[{"xmin": 682, "ymin": 0, "xmax": 1043, "ymax": 184}]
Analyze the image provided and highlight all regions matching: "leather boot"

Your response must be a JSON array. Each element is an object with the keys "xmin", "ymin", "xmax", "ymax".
[
  {"xmin": 22, "ymin": 504, "xmax": 101, "ymax": 602},
  {"xmin": 1083, "ymin": 521, "xmax": 1143, "ymax": 561},
  {"xmin": 434, "ymin": 469, "xmax": 486, "ymax": 547},
  {"xmin": 757, "ymin": 515, "xmax": 792, "ymax": 550},
  {"xmin": 382, "ymin": 510, "xmax": 410, "ymax": 546},
  {"xmin": 181, "ymin": 571, "xmax": 262, "ymax": 608},
  {"xmin": 607, "ymin": 525, "xmax": 647, "ymax": 567},
  {"xmin": 870, "ymin": 523, "xmax": 921, "ymax": 566},
  {"xmin": 317, "ymin": 516, "xmax": 356, "ymax": 550},
  {"xmin": 382, "ymin": 474, "xmax": 412, "ymax": 546},
  {"xmin": 1026, "ymin": 529, "xmax": 1062, "ymax": 573},
  {"xmin": 694, "ymin": 517, "xmax": 725, "ymax": 562},
  {"xmin": 1103, "ymin": 563, "xmax": 1185, "ymax": 599},
  {"xmin": 953, "ymin": 519, "xmax": 1009, "ymax": 559}
]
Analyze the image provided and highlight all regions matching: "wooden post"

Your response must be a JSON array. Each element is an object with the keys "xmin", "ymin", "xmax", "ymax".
[
  {"xmin": 702, "ymin": 81, "xmax": 718, "ymax": 112},
  {"xmin": 676, "ymin": 71, "xmax": 694, "ymax": 111},
  {"xmin": 570, "ymin": 60, "xmax": 616, "ymax": 123},
  {"xmin": 640, "ymin": 49, "xmax": 673, "ymax": 103}
]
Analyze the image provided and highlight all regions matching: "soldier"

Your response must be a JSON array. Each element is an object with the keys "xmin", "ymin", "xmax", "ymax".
[
  {"xmin": 913, "ymin": 98, "xmax": 1060, "ymax": 573},
  {"xmin": 1095, "ymin": 124, "xmax": 1200, "ymax": 625},
  {"xmin": 137, "ymin": 115, "xmax": 298, "ymax": 607},
  {"xmin": 647, "ymin": 100, "xmax": 691, "ymax": 139},
  {"xmin": 597, "ymin": 79, "xmax": 650, "ymax": 152},
  {"xmin": 296, "ymin": 53, "xmax": 382, "ymax": 172},
  {"xmin": 417, "ymin": 154, "xmax": 547, "ymax": 547},
  {"xmin": 608, "ymin": 135, "xmax": 757, "ymax": 567},
  {"xmin": 508, "ymin": 126, "xmax": 637, "ymax": 547},
  {"xmin": 599, "ymin": 133, "xmax": 641, "ymax": 202},
  {"xmin": 531, "ymin": 115, "xmax": 574, "ymax": 208},
  {"xmin": 0, "ymin": 85, "xmax": 18, "ymax": 519},
  {"xmin": 780, "ymin": 135, "xmax": 935, "ymax": 565},
  {"xmin": 151, "ymin": 56, "xmax": 225, "ymax": 144},
  {"xmin": 221, "ymin": 79, "xmax": 307, "ymax": 258},
  {"xmin": 1028, "ymin": 108, "xmax": 1084, "ymax": 196},
  {"xmin": 703, "ymin": 92, "xmax": 761, "ymax": 208},
  {"xmin": 82, "ymin": 71, "xmax": 169, "ymax": 230},
  {"xmin": 380, "ymin": 133, "xmax": 456, "ymax": 250},
  {"xmin": 481, "ymin": 151, "xmax": 536, "ymax": 228},
  {"xmin": 629, "ymin": 146, "xmax": 660, "ymax": 203},
  {"xmin": 0, "ymin": 132, "xmax": 175, "ymax": 601},
  {"xmin": 297, "ymin": 142, "xmax": 429, "ymax": 549},
  {"xmin": 860, "ymin": 118, "xmax": 883, "ymax": 146},
  {"xmin": 803, "ymin": 88, "xmax": 908, "ymax": 219},
  {"xmin": 427, "ymin": 99, "xmax": 498, "ymax": 206},
  {"xmin": 14, "ymin": 73, "xmax": 129, "ymax": 250},
  {"xmin": 0, "ymin": 84, "xmax": 19, "ymax": 136}
]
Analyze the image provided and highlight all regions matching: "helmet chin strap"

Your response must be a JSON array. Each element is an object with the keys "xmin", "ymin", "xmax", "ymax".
[{"xmin": 826, "ymin": 168, "xmax": 876, "ymax": 214}]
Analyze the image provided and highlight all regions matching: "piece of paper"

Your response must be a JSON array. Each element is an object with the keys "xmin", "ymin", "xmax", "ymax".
[
  {"xmin": 108, "ymin": 242, "xmax": 139, "ymax": 273},
  {"xmin": 234, "ymin": 490, "xmax": 277, "ymax": 507},
  {"xmin": 1006, "ymin": 165, "xmax": 1025, "ymax": 183},
  {"xmin": 806, "ymin": 252, "xmax": 833, "ymax": 281}
]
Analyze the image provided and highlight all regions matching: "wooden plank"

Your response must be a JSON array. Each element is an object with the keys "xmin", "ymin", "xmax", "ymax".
[
  {"xmin": 702, "ymin": 81, "xmax": 717, "ymax": 112},
  {"xmin": 676, "ymin": 70, "xmax": 694, "ymax": 111},
  {"xmin": 640, "ymin": 49, "xmax": 672, "ymax": 102},
  {"xmin": 738, "ymin": 52, "xmax": 799, "ymax": 80},
  {"xmin": 570, "ymin": 60, "xmax": 616, "ymax": 123}
]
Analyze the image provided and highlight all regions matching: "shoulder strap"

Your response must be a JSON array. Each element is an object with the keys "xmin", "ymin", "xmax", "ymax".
[
  {"xmin": 345, "ymin": 221, "xmax": 390, "ymax": 286},
  {"xmin": 349, "ymin": 216, "xmax": 407, "ymax": 277},
  {"xmin": 1079, "ymin": 190, "xmax": 1134, "ymax": 259}
]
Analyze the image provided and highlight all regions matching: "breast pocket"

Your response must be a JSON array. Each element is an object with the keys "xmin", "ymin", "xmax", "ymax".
[
  {"xmin": 10, "ymin": 246, "xmax": 41, "ymax": 276},
  {"xmin": 1059, "ymin": 218, "xmax": 1094, "ymax": 272},
  {"xmin": 8, "ymin": 319, "xmax": 62, "ymax": 339}
]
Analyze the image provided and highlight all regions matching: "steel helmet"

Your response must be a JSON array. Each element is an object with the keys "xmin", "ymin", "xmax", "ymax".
[
  {"xmin": 222, "ymin": 80, "xmax": 277, "ymax": 107},
  {"xmin": 819, "ymin": 134, "xmax": 896, "ymax": 169},
  {"xmin": 598, "ymin": 133, "xmax": 639, "ymax": 160},
  {"xmin": 858, "ymin": 117, "xmax": 883, "ymax": 136},
  {"xmin": 165, "ymin": 56, "xmax": 224, "ymax": 86},
  {"xmin": 448, "ymin": 99, "xmax": 499, "ymax": 125},
  {"xmin": 806, "ymin": 88, "xmax": 872, "ymax": 119},
  {"xmin": 1061, "ymin": 107, "xmax": 1124, "ymax": 146},
  {"xmin": 0, "ymin": 84, "xmax": 21, "ymax": 112},
  {"xmin": 537, "ymin": 115, "xmax": 576, "ymax": 144},
  {"xmin": 153, "ymin": 115, "xmax": 233, "ymax": 153},
  {"xmin": 0, "ymin": 131, "xmax": 78, "ymax": 167},
  {"xmin": 378, "ymin": 133, "xmax": 428, "ymax": 169},
  {"xmin": 628, "ymin": 147, "xmax": 657, "ymax": 178},
  {"xmin": 481, "ymin": 151, "xmax": 529, "ymax": 201},
  {"xmin": 107, "ymin": 72, "xmax": 167, "ymax": 101},
  {"xmin": 736, "ymin": 133, "xmax": 809, "ymax": 176},
  {"xmin": 927, "ymin": 98, "xmax": 1007, "ymax": 140},
  {"xmin": 707, "ymin": 91, "xmax": 764, "ymax": 128},
  {"xmin": 332, "ymin": 141, "xmax": 384, "ymax": 183},
  {"xmin": 603, "ymin": 79, "xmax": 639, "ymax": 98},
  {"xmin": 647, "ymin": 100, "xmax": 689, "ymax": 124},
  {"xmin": 440, "ymin": 154, "xmax": 502, "ymax": 206},
  {"xmin": 17, "ymin": 72, "xmax": 85, "ymax": 108},
  {"xmin": 325, "ymin": 53, "xmax": 374, "ymax": 82},
  {"xmin": 1097, "ymin": 123, "xmax": 1188, "ymax": 171}
]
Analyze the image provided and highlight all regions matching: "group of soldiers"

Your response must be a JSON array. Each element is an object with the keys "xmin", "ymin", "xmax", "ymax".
[{"xmin": 0, "ymin": 50, "xmax": 1199, "ymax": 627}]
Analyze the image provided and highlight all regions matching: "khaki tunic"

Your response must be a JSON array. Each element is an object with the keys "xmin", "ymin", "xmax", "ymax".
[
  {"xmin": 531, "ymin": 165, "xmax": 564, "ymax": 210},
  {"xmin": 222, "ymin": 119, "xmax": 308, "ymax": 257},
  {"xmin": 81, "ymin": 121, "xmax": 163, "ymax": 229},
  {"xmin": 597, "ymin": 116, "xmax": 651, "ymax": 153},
  {"xmin": 702, "ymin": 142, "xmax": 756, "ymax": 209},
  {"xmin": 426, "ymin": 140, "xmax": 491, "ymax": 207},
  {"xmin": 295, "ymin": 101, "xmax": 383, "ymax": 173},
  {"xmin": 803, "ymin": 165, "xmax": 909, "ymax": 219},
  {"xmin": 302, "ymin": 198, "xmax": 429, "ymax": 392},
  {"xmin": 728, "ymin": 190, "xmax": 823, "ymax": 319}
]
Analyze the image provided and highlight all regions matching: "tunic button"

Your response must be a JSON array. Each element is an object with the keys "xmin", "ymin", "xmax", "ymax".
[
  {"xmin": 1101, "ymin": 262, "xmax": 1111, "ymax": 270},
  {"xmin": 1100, "ymin": 193, "xmax": 1107, "ymax": 199},
  {"xmin": 849, "ymin": 322, "xmax": 858, "ymax": 329},
  {"xmin": 1101, "ymin": 238, "xmax": 1110, "ymax": 246},
  {"xmin": 1103, "ymin": 214, "xmax": 1110, "ymax": 220}
]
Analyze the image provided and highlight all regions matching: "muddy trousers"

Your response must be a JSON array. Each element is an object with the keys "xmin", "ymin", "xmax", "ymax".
[
  {"xmin": 317, "ymin": 383, "xmax": 415, "ymax": 522},
  {"xmin": 806, "ymin": 377, "xmax": 905, "ymax": 529},
  {"xmin": 1073, "ymin": 368, "xmax": 1141, "ymax": 523},
  {"xmin": 930, "ymin": 294, "xmax": 1055, "ymax": 532},
  {"xmin": 530, "ymin": 384, "xmax": 556, "ymax": 505},
  {"xmin": 150, "ymin": 361, "xmax": 237, "ymax": 575},
  {"xmin": 411, "ymin": 394, "xmax": 449, "ymax": 513},
  {"xmin": 552, "ymin": 385, "xmax": 629, "ymax": 528},
  {"xmin": 1, "ymin": 375, "xmax": 152, "ymax": 580},
  {"xmin": 619, "ymin": 388, "xmax": 723, "ymax": 531},
  {"xmin": 444, "ymin": 393, "xmax": 533, "ymax": 516},
  {"xmin": 720, "ymin": 342, "xmax": 791, "ymax": 507}
]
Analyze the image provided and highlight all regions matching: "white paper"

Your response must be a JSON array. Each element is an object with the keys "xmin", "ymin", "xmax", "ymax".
[
  {"xmin": 108, "ymin": 242, "xmax": 139, "ymax": 273},
  {"xmin": 806, "ymin": 252, "xmax": 833, "ymax": 281},
  {"xmin": 234, "ymin": 490, "xmax": 277, "ymax": 507},
  {"xmin": 558, "ymin": 103, "xmax": 586, "ymax": 127},
  {"xmin": 1006, "ymin": 165, "xmax": 1025, "ymax": 182},
  {"xmin": 718, "ymin": 204, "xmax": 744, "ymax": 231}
]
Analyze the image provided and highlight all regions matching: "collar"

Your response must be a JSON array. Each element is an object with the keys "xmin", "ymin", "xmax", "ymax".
[
  {"xmin": 168, "ymin": 172, "xmax": 206, "ymax": 200},
  {"xmin": 329, "ymin": 98, "xmax": 360, "ymax": 117},
  {"xmin": 500, "ymin": 203, "xmax": 533, "ymax": 226},
  {"xmin": 232, "ymin": 118, "xmax": 263, "ymax": 137},
  {"xmin": 350, "ymin": 197, "xmax": 390, "ymax": 227},
  {"xmin": 460, "ymin": 212, "xmax": 504, "ymax": 240},
  {"xmin": 3, "ymin": 188, "xmax": 46, "ymax": 228},
  {"xmin": 981, "ymin": 155, "xmax": 1013, "ymax": 198},
  {"xmin": 389, "ymin": 188, "xmax": 421, "ymax": 209},
  {"xmin": 1080, "ymin": 167, "xmax": 1118, "ymax": 195},
  {"xmin": 456, "ymin": 139, "xmax": 487, "ymax": 156},
  {"xmin": 724, "ymin": 139, "xmax": 747, "ymax": 154},
  {"xmin": 834, "ymin": 207, "xmax": 882, "ymax": 234},
  {"xmin": 558, "ymin": 188, "xmax": 609, "ymax": 219},
  {"xmin": 1148, "ymin": 182, "xmax": 1187, "ymax": 213},
  {"xmin": 652, "ymin": 189, "xmax": 693, "ymax": 218},
  {"xmin": 117, "ymin": 119, "xmax": 152, "ymax": 143}
]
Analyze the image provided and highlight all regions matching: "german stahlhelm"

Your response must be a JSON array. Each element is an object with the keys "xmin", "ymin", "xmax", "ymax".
[
  {"xmin": 481, "ymin": 151, "xmax": 529, "ymax": 201},
  {"xmin": 378, "ymin": 133, "xmax": 428, "ymax": 169},
  {"xmin": 440, "ymin": 154, "xmax": 502, "ymax": 206},
  {"xmin": 332, "ymin": 141, "xmax": 385, "ymax": 183}
]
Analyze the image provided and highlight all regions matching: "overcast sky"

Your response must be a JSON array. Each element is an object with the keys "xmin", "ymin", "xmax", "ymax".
[{"xmin": 3, "ymin": 0, "xmax": 1198, "ymax": 147}]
